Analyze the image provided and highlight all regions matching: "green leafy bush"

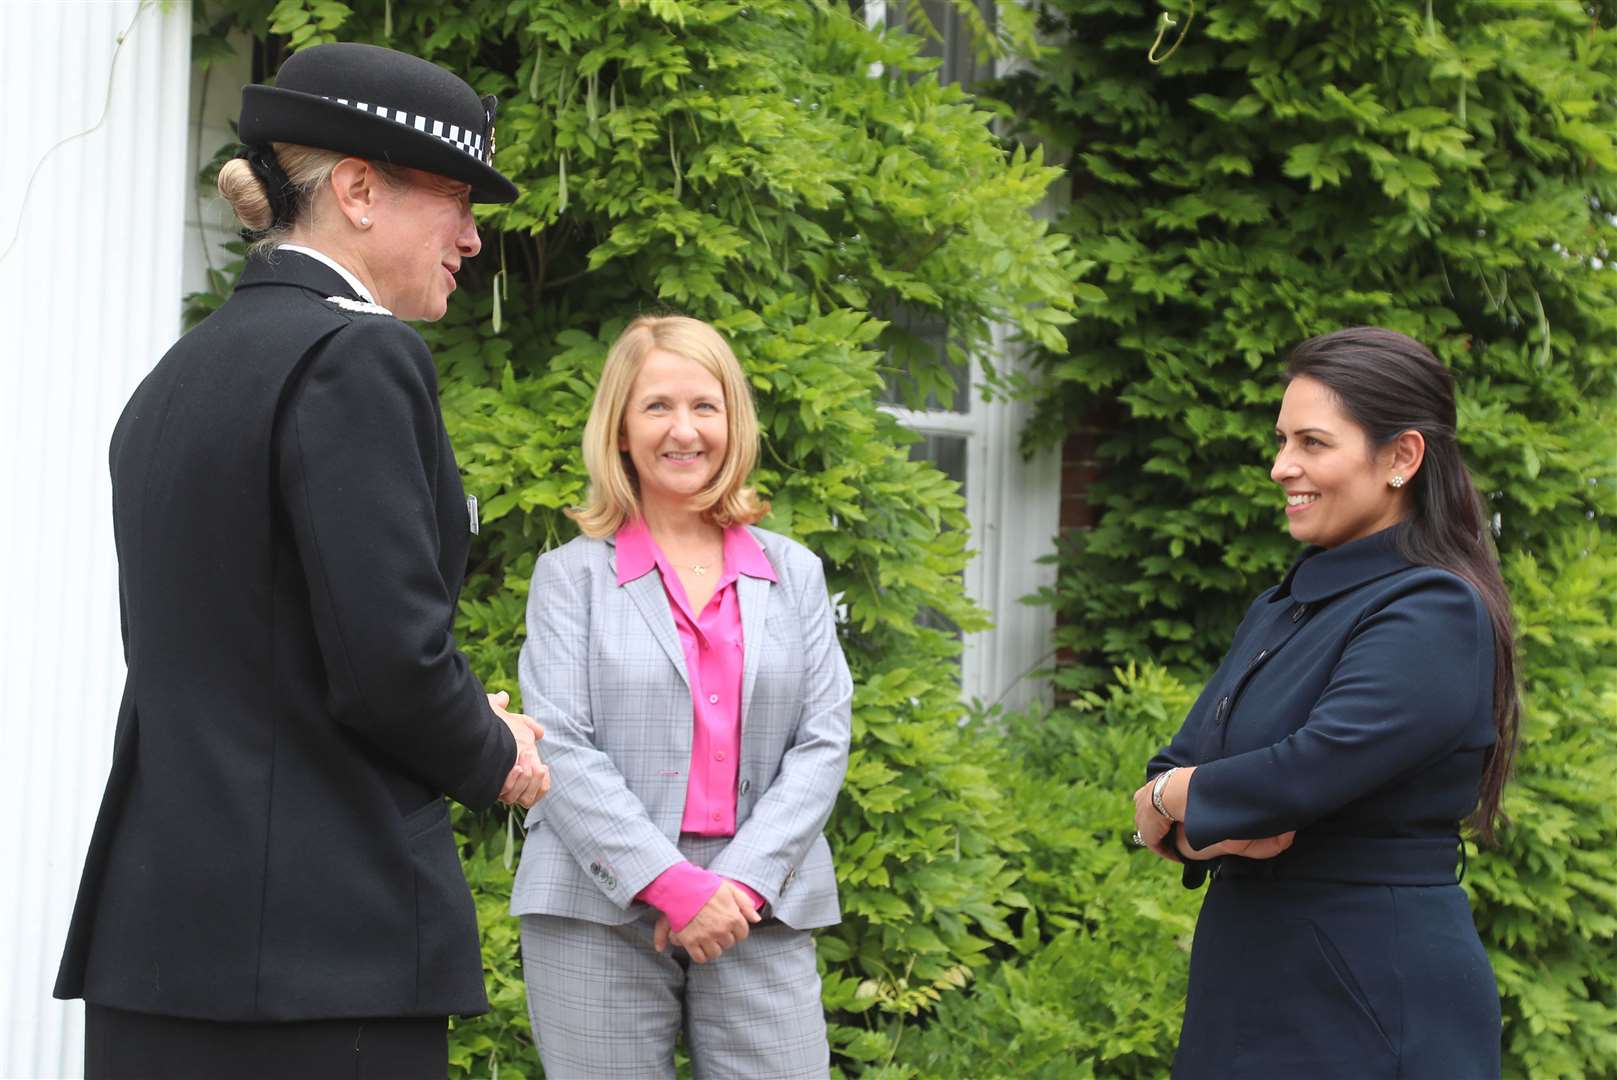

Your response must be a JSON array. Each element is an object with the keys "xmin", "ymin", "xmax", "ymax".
[
  {"xmin": 998, "ymin": 2, "xmax": 1617, "ymax": 1076},
  {"xmin": 193, "ymin": 1, "xmax": 1079, "ymax": 1074},
  {"xmin": 895, "ymin": 665, "xmax": 1200, "ymax": 1079}
]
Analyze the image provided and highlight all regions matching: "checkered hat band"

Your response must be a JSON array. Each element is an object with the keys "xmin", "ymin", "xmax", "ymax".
[{"xmin": 328, "ymin": 97, "xmax": 487, "ymax": 162}]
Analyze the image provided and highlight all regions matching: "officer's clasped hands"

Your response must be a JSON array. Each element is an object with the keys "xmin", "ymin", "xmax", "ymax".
[{"xmin": 490, "ymin": 690, "xmax": 550, "ymax": 808}]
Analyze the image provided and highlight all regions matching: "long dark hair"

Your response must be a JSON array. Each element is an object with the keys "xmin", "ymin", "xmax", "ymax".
[{"xmin": 1284, "ymin": 326, "xmax": 1519, "ymax": 844}]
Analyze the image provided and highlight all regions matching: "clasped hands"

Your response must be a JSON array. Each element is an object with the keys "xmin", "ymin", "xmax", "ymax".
[
  {"xmin": 1131, "ymin": 769, "xmax": 1295, "ymax": 863},
  {"xmin": 652, "ymin": 881, "xmax": 762, "ymax": 964},
  {"xmin": 491, "ymin": 690, "xmax": 551, "ymax": 809}
]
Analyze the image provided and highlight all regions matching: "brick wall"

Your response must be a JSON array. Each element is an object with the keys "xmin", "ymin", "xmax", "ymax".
[{"xmin": 1060, "ymin": 429, "xmax": 1099, "ymax": 532}]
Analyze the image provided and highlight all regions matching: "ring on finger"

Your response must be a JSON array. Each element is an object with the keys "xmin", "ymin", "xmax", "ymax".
[{"xmin": 1130, "ymin": 831, "xmax": 1146, "ymax": 846}]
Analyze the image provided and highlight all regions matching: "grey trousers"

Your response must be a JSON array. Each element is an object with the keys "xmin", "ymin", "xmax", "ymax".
[{"xmin": 519, "ymin": 843, "xmax": 830, "ymax": 1079}]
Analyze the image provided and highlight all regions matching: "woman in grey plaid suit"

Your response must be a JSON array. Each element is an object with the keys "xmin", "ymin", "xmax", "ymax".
[{"xmin": 510, "ymin": 315, "xmax": 852, "ymax": 1078}]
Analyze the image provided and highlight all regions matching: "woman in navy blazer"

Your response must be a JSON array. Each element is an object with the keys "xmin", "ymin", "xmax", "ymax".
[{"xmin": 1132, "ymin": 327, "xmax": 1518, "ymax": 1079}]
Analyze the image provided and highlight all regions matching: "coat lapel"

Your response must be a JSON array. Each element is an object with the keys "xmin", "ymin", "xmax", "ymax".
[
  {"xmin": 622, "ymin": 570, "xmax": 690, "ymax": 689},
  {"xmin": 738, "ymin": 573, "xmax": 769, "ymax": 729}
]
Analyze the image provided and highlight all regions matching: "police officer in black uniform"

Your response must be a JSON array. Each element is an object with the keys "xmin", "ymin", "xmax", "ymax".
[{"xmin": 55, "ymin": 42, "xmax": 549, "ymax": 1078}]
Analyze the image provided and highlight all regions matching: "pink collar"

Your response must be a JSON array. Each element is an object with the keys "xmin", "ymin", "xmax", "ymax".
[{"xmin": 614, "ymin": 518, "xmax": 777, "ymax": 586}]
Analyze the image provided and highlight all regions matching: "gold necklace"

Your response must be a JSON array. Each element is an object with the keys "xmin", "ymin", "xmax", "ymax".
[
  {"xmin": 669, "ymin": 543, "xmax": 721, "ymax": 578},
  {"xmin": 673, "ymin": 551, "xmax": 723, "ymax": 575},
  {"xmin": 650, "ymin": 525, "xmax": 722, "ymax": 576}
]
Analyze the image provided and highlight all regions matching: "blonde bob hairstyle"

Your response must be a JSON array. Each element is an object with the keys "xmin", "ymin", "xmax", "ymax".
[{"xmin": 569, "ymin": 315, "xmax": 769, "ymax": 538}]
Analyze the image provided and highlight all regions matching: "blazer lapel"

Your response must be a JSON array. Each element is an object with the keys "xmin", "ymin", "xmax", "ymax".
[
  {"xmin": 622, "ymin": 571, "xmax": 690, "ymax": 689},
  {"xmin": 738, "ymin": 573, "xmax": 769, "ymax": 730}
]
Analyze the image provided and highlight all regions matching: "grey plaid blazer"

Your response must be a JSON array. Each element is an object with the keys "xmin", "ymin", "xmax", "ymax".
[{"xmin": 509, "ymin": 526, "xmax": 852, "ymax": 930}]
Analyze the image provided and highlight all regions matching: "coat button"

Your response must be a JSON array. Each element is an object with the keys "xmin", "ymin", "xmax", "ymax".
[
  {"xmin": 1291, "ymin": 604, "xmax": 1308, "ymax": 623},
  {"xmin": 739, "ymin": 779, "xmax": 752, "ymax": 795},
  {"xmin": 590, "ymin": 861, "xmax": 601, "ymax": 875}
]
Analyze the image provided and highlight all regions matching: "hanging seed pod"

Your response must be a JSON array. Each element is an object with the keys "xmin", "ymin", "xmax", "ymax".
[
  {"xmin": 669, "ymin": 128, "xmax": 681, "ymax": 199},
  {"xmin": 504, "ymin": 808, "xmax": 515, "ymax": 871},
  {"xmin": 587, "ymin": 70, "xmax": 599, "ymax": 138}
]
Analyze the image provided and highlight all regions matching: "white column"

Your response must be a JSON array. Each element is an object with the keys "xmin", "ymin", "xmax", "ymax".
[
  {"xmin": 0, "ymin": 3, "xmax": 193, "ymax": 1076},
  {"xmin": 970, "ymin": 322, "xmax": 1060, "ymax": 714}
]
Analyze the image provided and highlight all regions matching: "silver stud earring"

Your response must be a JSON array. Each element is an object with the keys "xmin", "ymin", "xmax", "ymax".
[
  {"xmin": 359, "ymin": 216, "xmax": 371, "ymax": 227},
  {"xmin": 1389, "ymin": 475, "xmax": 1406, "ymax": 489}
]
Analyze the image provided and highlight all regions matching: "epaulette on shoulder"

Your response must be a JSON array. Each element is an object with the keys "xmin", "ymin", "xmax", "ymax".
[{"xmin": 324, "ymin": 295, "xmax": 394, "ymax": 317}]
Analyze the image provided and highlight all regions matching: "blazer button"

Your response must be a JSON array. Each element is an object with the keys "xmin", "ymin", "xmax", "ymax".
[
  {"xmin": 590, "ymin": 861, "xmax": 601, "ymax": 875},
  {"xmin": 1291, "ymin": 604, "xmax": 1308, "ymax": 623},
  {"xmin": 739, "ymin": 779, "xmax": 752, "ymax": 796}
]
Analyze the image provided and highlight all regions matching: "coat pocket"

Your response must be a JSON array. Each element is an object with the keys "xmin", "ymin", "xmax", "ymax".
[
  {"xmin": 1309, "ymin": 918, "xmax": 1396, "ymax": 1054},
  {"xmin": 1227, "ymin": 912, "xmax": 1400, "ymax": 1077},
  {"xmin": 402, "ymin": 797, "xmax": 449, "ymax": 839}
]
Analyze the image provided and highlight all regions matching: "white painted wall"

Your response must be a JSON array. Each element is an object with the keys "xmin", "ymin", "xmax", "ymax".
[
  {"xmin": 183, "ymin": 30, "xmax": 253, "ymax": 302},
  {"xmin": 972, "ymin": 321, "xmax": 1061, "ymax": 714},
  {"xmin": 0, "ymin": 3, "xmax": 194, "ymax": 1076}
]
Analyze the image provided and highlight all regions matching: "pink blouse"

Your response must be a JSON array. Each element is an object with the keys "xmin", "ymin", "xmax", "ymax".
[{"xmin": 617, "ymin": 518, "xmax": 774, "ymax": 931}]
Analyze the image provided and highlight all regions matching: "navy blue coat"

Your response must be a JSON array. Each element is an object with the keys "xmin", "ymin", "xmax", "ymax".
[{"xmin": 1150, "ymin": 527, "xmax": 1501, "ymax": 1078}]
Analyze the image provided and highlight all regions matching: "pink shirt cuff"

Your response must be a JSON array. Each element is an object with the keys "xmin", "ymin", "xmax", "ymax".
[
  {"xmin": 733, "ymin": 881, "xmax": 765, "ymax": 913},
  {"xmin": 636, "ymin": 862, "xmax": 766, "ymax": 932}
]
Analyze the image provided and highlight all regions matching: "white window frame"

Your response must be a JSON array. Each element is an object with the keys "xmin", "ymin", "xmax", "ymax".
[
  {"xmin": 881, "ymin": 332, "xmax": 1059, "ymax": 711},
  {"xmin": 866, "ymin": 0, "xmax": 1059, "ymax": 710}
]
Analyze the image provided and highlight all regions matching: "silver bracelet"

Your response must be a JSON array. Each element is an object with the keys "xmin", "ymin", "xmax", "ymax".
[{"xmin": 1151, "ymin": 767, "xmax": 1179, "ymax": 821}]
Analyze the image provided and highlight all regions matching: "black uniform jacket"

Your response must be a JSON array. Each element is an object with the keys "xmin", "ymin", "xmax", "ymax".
[
  {"xmin": 54, "ymin": 252, "xmax": 516, "ymax": 1021},
  {"xmin": 1151, "ymin": 526, "xmax": 1497, "ymax": 882}
]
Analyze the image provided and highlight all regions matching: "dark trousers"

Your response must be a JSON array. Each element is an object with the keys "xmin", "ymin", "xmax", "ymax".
[{"xmin": 85, "ymin": 1005, "xmax": 448, "ymax": 1080}]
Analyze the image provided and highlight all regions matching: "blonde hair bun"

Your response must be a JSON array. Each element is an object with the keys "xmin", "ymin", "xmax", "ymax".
[{"xmin": 216, "ymin": 157, "xmax": 273, "ymax": 232}]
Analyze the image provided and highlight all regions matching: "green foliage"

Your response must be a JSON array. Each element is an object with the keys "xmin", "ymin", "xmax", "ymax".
[
  {"xmin": 999, "ymin": 1, "xmax": 1617, "ymax": 1076},
  {"xmin": 191, "ymin": 1, "xmax": 1079, "ymax": 1075},
  {"xmin": 895, "ymin": 665, "xmax": 1200, "ymax": 1079},
  {"xmin": 1007, "ymin": 0, "xmax": 1617, "ymax": 681},
  {"xmin": 1476, "ymin": 530, "xmax": 1617, "ymax": 1078}
]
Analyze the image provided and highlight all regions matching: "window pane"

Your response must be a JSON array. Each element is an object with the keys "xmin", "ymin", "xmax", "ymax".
[
  {"xmin": 909, "ymin": 432, "xmax": 967, "ymax": 496},
  {"xmin": 908, "ymin": 433, "xmax": 967, "ymax": 644},
  {"xmin": 894, "ymin": 0, "xmax": 993, "ymax": 88},
  {"xmin": 871, "ymin": 6, "xmax": 986, "ymax": 415},
  {"xmin": 880, "ymin": 305, "xmax": 970, "ymax": 413}
]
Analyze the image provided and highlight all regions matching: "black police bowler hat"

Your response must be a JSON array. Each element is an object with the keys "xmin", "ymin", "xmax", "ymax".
[{"xmin": 238, "ymin": 42, "xmax": 518, "ymax": 203}]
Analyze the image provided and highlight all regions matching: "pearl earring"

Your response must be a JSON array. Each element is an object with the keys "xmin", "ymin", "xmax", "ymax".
[
  {"xmin": 359, "ymin": 216, "xmax": 371, "ymax": 227},
  {"xmin": 1389, "ymin": 475, "xmax": 1406, "ymax": 489}
]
